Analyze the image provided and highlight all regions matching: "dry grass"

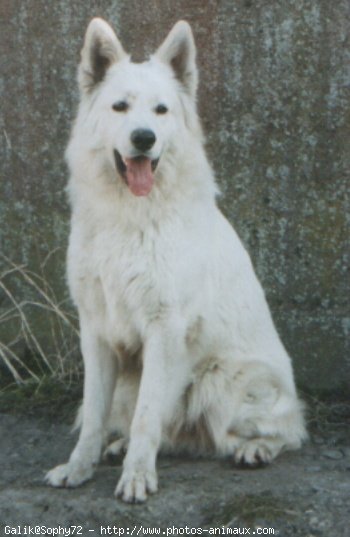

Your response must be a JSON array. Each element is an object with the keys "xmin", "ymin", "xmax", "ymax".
[
  {"xmin": 304, "ymin": 392, "xmax": 350, "ymax": 433},
  {"xmin": 0, "ymin": 253, "xmax": 80, "ymax": 387}
]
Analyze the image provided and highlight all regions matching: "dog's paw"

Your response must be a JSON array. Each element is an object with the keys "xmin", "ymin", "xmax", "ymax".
[
  {"xmin": 103, "ymin": 438, "xmax": 128, "ymax": 462},
  {"xmin": 45, "ymin": 461, "xmax": 95, "ymax": 488},
  {"xmin": 234, "ymin": 438, "xmax": 282, "ymax": 466},
  {"xmin": 115, "ymin": 468, "xmax": 158, "ymax": 503}
]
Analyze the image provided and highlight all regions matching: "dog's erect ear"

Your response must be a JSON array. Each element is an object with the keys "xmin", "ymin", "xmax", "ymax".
[
  {"xmin": 78, "ymin": 18, "xmax": 127, "ymax": 93},
  {"xmin": 155, "ymin": 21, "xmax": 198, "ymax": 98}
]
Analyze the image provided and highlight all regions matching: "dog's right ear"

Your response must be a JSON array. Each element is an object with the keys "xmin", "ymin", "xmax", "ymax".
[{"xmin": 78, "ymin": 18, "xmax": 127, "ymax": 93}]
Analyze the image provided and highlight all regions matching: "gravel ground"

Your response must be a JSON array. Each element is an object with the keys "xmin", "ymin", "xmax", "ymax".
[{"xmin": 0, "ymin": 409, "xmax": 349, "ymax": 537}]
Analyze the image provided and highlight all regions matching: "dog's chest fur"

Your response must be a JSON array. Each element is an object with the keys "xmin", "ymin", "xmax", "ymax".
[{"xmin": 67, "ymin": 201, "xmax": 207, "ymax": 350}]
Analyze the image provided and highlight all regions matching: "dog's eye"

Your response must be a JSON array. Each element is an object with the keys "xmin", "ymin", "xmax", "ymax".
[
  {"xmin": 112, "ymin": 101, "xmax": 129, "ymax": 112},
  {"xmin": 155, "ymin": 104, "xmax": 168, "ymax": 115}
]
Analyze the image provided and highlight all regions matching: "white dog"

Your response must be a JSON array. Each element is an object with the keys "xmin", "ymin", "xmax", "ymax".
[{"xmin": 46, "ymin": 18, "xmax": 306, "ymax": 503}]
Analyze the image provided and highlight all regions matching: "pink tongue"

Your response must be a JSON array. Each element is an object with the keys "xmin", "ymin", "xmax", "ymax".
[{"xmin": 124, "ymin": 158, "xmax": 154, "ymax": 196}]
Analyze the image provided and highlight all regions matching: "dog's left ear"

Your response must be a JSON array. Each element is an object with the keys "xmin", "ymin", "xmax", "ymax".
[{"xmin": 155, "ymin": 21, "xmax": 198, "ymax": 99}]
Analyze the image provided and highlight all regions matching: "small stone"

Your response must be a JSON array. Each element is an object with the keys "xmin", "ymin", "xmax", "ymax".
[
  {"xmin": 312, "ymin": 436, "xmax": 325, "ymax": 445},
  {"xmin": 308, "ymin": 466, "xmax": 321, "ymax": 472},
  {"xmin": 322, "ymin": 449, "xmax": 344, "ymax": 460}
]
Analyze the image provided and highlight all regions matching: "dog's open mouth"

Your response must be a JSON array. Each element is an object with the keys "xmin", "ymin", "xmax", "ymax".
[{"xmin": 114, "ymin": 150, "xmax": 159, "ymax": 197}]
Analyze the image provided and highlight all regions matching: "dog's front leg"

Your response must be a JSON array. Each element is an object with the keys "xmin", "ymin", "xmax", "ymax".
[
  {"xmin": 115, "ymin": 321, "xmax": 188, "ymax": 503},
  {"xmin": 46, "ymin": 317, "xmax": 117, "ymax": 487}
]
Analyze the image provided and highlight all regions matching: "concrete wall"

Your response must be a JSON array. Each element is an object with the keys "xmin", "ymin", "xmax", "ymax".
[{"xmin": 1, "ymin": 0, "xmax": 349, "ymax": 396}]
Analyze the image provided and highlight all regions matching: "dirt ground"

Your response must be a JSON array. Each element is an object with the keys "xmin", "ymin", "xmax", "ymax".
[{"xmin": 0, "ymin": 404, "xmax": 349, "ymax": 537}]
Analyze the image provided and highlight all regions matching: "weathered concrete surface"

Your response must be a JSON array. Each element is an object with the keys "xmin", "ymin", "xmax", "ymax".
[
  {"xmin": 0, "ymin": 1, "xmax": 349, "ymax": 395},
  {"xmin": 1, "ymin": 411, "xmax": 350, "ymax": 536}
]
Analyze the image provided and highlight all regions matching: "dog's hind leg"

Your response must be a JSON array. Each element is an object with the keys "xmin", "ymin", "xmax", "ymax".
[
  {"xmin": 229, "ymin": 388, "xmax": 307, "ymax": 466},
  {"xmin": 103, "ymin": 437, "xmax": 128, "ymax": 461},
  {"xmin": 46, "ymin": 317, "xmax": 117, "ymax": 487},
  {"xmin": 188, "ymin": 359, "xmax": 306, "ymax": 464}
]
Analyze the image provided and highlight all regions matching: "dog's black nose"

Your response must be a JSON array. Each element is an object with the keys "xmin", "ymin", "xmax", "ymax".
[{"xmin": 131, "ymin": 129, "xmax": 156, "ymax": 152}]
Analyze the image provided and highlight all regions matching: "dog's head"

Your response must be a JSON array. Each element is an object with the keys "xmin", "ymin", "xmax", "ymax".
[{"xmin": 77, "ymin": 18, "xmax": 199, "ymax": 197}]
